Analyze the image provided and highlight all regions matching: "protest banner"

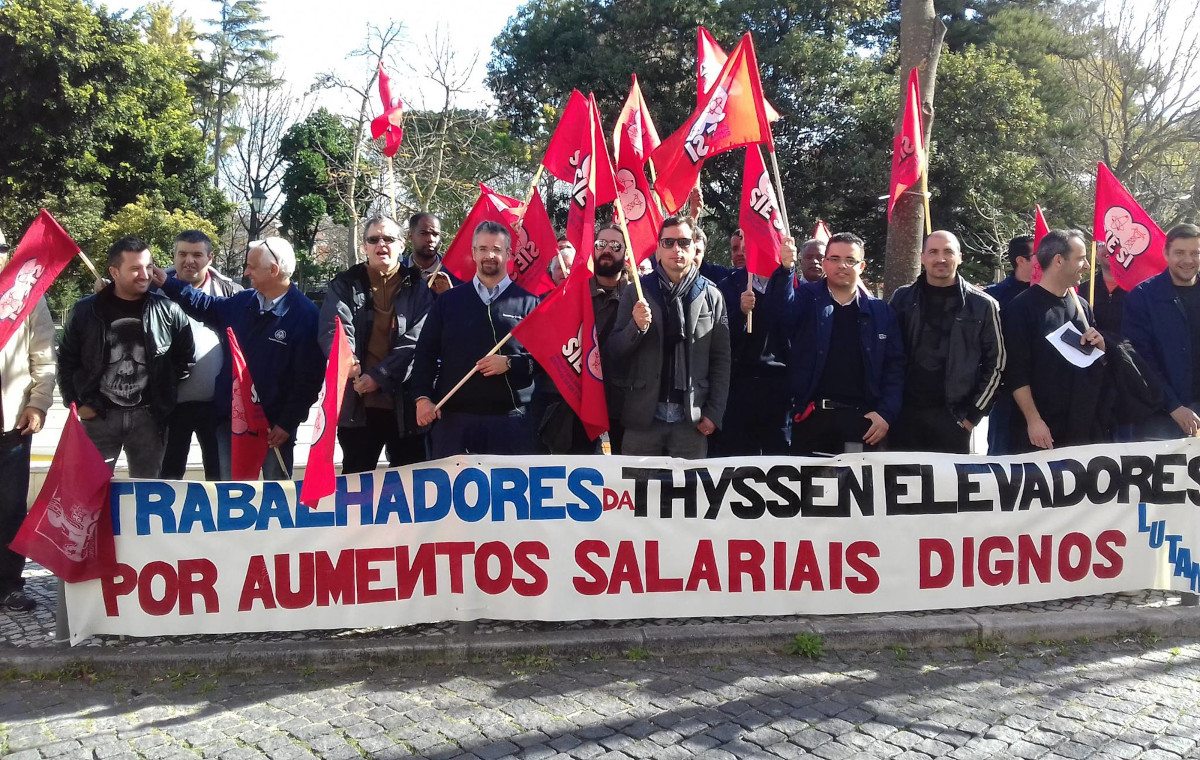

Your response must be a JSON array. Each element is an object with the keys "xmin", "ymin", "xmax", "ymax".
[{"xmin": 63, "ymin": 440, "xmax": 1200, "ymax": 645}]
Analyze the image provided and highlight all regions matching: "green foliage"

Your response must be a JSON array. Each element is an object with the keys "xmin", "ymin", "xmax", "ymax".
[
  {"xmin": 785, "ymin": 632, "xmax": 824, "ymax": 658},
  {"xmin": 624, "ymin": 647, "xmax": 652, "ymax": 662},
  {"xmin": 93, "ymin": 195, "xmax": 219, "ymax": 267},
  {"xmin": 280, "ymin": 108, "xmax": 366, "ymax": 253}
]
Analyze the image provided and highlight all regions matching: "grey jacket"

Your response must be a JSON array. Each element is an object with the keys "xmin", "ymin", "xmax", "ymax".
[{"xmin": 605, "ymin": 270, "xmax": 731, "ymax": 430}]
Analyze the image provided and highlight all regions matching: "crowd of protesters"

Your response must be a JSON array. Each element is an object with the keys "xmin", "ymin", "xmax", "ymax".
[{"xmin": 0, "ymin": 215, "xmax": 1198, "ymax": 612}]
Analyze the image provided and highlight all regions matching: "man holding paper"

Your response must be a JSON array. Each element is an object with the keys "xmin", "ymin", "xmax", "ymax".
[{"xmin": 1001, "ymin": 229, "xmax": 1106, "ymax": 451}]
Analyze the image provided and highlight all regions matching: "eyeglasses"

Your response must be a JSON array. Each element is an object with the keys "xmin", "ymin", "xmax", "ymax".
[
  {"xmin": 249, "ymin": 239, "xmax": 278, "ymax": 268},
  {"xmin": 594, "ymin": 240, "xmax": 625, "ymax": 252},
  {"xmin": 659, "ymin": 237, "xmax": 694, "ymax": 250},
  {"xmin": 365, "ymin": 235, "xmax": 398, "ymax": 246},
  {"xmin": 824, "ymin": 256, "xmax": 862, "ymax": 268}
]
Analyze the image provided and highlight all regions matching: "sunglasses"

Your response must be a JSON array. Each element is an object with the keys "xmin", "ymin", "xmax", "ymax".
[
  {"xmin": 366, "ymin": 235, "xmax": 398, "ymax": 245},
  {"xmin": 594, "ymin": 240, "xmax": 625, "ymax": 252},
  {"xmin": 659, "ymin": 237, "xmax": 694, "ymax": 250},
  {"xmin": 249, "ymin": 239, "xmax": 279, "ymax": 267}
]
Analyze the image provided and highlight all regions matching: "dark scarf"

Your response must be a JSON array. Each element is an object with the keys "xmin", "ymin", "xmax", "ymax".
[{"xmin": 656, "ymin": 264, "xmax": 701, "ymax": 397}]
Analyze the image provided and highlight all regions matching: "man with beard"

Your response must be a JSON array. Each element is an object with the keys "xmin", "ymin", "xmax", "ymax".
[
  {"xmin": 606, "ymin": 215, "xmax": 731, "ymax": 458},
  {"xmin": 403, "ymin": 212, "xmax": 456, "ymax": 294},
  {"xmin": 59, "ymin": 237, "xmax": 194, "ymax": 477},
  {"xmin": 713, "ymin": 231, "xmax": 794, "ymax": 455},
  {"xmin": 160, "ymin": 230, "xmax": 242, "ymax": 480},
  {"xmin": 320, "ymin": 216, "xmax": 435, "ymax": 471},
  {"xmin": 889, "ymin": 231, "xmax": 1005, "ymax": 453},
  {"xmin": 412, "ymin": 221, "xmax": 539, "ymax": 456}
]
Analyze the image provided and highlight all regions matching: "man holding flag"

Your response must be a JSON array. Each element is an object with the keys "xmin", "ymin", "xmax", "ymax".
[{"xmin": 0, "ymin": 236, "xmax": 56, "ymax": 612}]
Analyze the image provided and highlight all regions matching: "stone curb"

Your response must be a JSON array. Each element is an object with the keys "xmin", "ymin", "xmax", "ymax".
[{"xmin": 3, "ymin": 607, "xmax": 1198, "ymax": 675}]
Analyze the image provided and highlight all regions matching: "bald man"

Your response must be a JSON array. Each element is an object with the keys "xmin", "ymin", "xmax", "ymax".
[{"xmin": 888, "ymin": 231, "xmax": 1005, "ymax": 453}]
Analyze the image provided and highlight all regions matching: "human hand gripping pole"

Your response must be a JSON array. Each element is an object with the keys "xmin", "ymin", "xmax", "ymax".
[{"xmin": 425, "ymin": 332, "xmax": 515, "ymax": 417}]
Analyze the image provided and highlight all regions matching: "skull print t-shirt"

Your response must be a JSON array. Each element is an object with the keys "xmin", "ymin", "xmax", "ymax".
[{"xmin": 100, "ymin": 291, "xmax": 149, "ymax": 408}]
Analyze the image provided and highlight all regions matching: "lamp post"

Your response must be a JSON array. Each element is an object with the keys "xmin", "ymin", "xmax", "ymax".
[{"xmin": 243, "ymin": 183, "xmax": 268, "ymax": 274}]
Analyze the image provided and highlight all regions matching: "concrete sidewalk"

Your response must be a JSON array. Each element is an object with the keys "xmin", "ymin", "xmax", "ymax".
[{"xmin": 3, "ymin": 560, "xmax": 1198, "ymax": 675}]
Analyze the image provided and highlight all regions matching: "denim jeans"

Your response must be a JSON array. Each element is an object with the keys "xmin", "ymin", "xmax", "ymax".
[
  {"xmin": 0, "ymin": 432, "xmax": 32, "ymax": 594},
  {"xmin": 81, "ymin": 407, "xmax": 165, "ymax": 478}
]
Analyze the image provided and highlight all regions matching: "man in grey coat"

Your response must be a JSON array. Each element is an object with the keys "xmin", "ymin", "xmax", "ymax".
[{"xmin": 606, "ymin": 214, "xmax": 731, "ymax": 458}]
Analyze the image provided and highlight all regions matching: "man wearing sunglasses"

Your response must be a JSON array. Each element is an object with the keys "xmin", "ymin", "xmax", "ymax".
[
  {"xmin": 606, "ymin": 215, "xmax": 730, "ymax": 458},
  {"xmin": 152, "ymin": 236, "xmax": 324, "ymax": 480},
  {"xmin": 771, "ymin": 231, "xmax": 906, "ymax": 455},
  {"xmin": 318, "ymin": 216, "xmax": 435, "ymax": 472}
]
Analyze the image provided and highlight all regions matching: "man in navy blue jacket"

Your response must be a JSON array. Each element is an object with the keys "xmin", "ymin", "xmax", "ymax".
[
  {"xmin": 411, "ymin": 221, "xmax": 539, "ymax": 457},
  {"xmin": 151, "ymin": 237, "xmax": 324, "ymax": 480},
  {"xmin": 1123, "ymin": 223, "xmax": 1200, "ymax": 438},
  {"xmin": 770, "ymin": 231, "xmax": 906, "ymax": 455}
]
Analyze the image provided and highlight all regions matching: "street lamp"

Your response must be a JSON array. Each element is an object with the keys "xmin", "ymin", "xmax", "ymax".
[{"xmin": 243, "ymin": 183, "xmax": 269, "ymax": 277}]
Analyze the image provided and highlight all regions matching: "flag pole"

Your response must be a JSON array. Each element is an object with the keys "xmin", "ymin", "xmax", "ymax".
[
  {"xmin": 386, "ymin": 155, "xmax": 397, "ymax": 220},
  {"xmin": 921, "ymin": 169, "xmax": 932, "ymax": 236},
  {"xmin": 612, "ymin": 188, "xmax": 646, "ymax": 303},
  {"xmin": 271, "ymin": 447, "xmax": 290, "ymax": 480},
  {"xmin": 744, "ymin": 275, "xmax": 754, "ymax": 334},
  {"xmin": 766, "ymin": 146, "xmax": 791, "ymax": 237},
  {"xmin": 76, "ymin": 250, "xmax": 103, "ymax": 282},
  {"xmin": 432, "ymin": 333, "xmax": 514, "ymax": 413},
  {"xmin": 1088, "ymin": 241, "xmax": 1097, "ymax": 307}
]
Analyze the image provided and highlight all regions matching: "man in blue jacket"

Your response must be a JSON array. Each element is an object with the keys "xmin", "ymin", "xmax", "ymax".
[
  {"xmin": 1123, "ymin": 223, "xmax": 1200, "ymax": 438},
  {"xmin": 770, "ymin": 232, "xmax": 906, "ymax": 455},
  {"xmin": 151, "ymin": 237, "xmax": 324, "ymax": 480},
  {"xmin": 411, "ymin": 221, "xmax": 539, "ymax": 457}
]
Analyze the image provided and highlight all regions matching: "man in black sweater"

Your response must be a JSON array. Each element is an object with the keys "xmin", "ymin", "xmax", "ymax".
[{"xmin": 411, "ymin": 221, "xmax": 539, "ymax": 457}]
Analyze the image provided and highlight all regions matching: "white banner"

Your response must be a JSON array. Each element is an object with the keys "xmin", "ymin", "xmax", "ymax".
[{"xmin": 65, "ymin": 440, "xmax": 1200, "ymax": 644}]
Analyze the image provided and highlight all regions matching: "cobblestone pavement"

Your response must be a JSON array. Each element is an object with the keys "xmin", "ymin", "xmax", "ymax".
[{"xmin": 4, "ymin": 636, "xmax": 1200, "ymax": 759}]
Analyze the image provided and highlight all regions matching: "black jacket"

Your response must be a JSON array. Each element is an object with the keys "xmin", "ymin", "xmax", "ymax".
[
  {"xmin": 318, "ymin": 263, "xmax": 434, "ymax": 435},
  {"xmin": 58, "ymin": 286, "xmax": 194, "ymax": 421},
  {"xmin": 889, "ymin": 274, "xmax": 1005, "ymax": 425}
]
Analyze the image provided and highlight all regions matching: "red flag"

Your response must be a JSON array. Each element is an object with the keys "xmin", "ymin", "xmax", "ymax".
[
  {"xmin": 0, "ymin": 210, "xmax": 80, "ymax": 353},
  {"xmin": 887, "ymin": 68, "xmax": 927, "ymax": 221},
  {"xmin": 440, "ymin": 184, "xmax": 559, "ymax": 295},
  {"xmin": 370, "ymin": 63, "xmax": 405, "ymax": 158},
  {"xmin": 812, "ymin": 220, "xmax": 832, "ymax": 244},
  {"xmin": 10, "ymin": 405, "xmax": 114, "ymax": 583},
  {"xmin": 613, "ymin": 76, "xmax": 664, "ymax": 264},
  {"xmin": 738, "ymin": 146, "xmax": 786, "ymax": 277},
  {"xmin": 299, "ymin": 317, "xmax": 354, "ymax": 507},
  {"xmin": 542, "ymin": 90, "xmax": 618, "ymax": 253},
  {"xmin": 697, "ymin": 26, "xmax": 781, "ymax": 122},
  {"xmin": 227, "ymin": 328, "xmax": 270, "ymax": 480},
  {"xmin": 1094, "ymin": 162, "xmax": 1167, "ymax": 291},
  {"xmin": 1030, "ymin": 204, "xmax": 1051, "ymax": 285},
  {"xmin": 651, "ymin": 34, "xmax": 774, "ymax": 213}
]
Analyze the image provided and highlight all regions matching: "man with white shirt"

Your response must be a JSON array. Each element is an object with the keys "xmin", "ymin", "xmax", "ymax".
[
  {"xmin": 411, "ymin": 221, "xmax": 539, "ymax": 456},
  {"xmin": 160, "ymin": 230, "xmax": 242, "ymax": 479}
]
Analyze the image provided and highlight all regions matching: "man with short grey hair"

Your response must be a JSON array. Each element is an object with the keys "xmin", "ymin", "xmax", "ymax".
[{"xmin": 152, "ymin": 236, "xmax": 323, "ymax": 479}]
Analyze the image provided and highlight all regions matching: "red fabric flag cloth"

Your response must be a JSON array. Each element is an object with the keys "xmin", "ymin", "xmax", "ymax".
[
  {"xmin": 697, "ymin": 26, "xmax": 781, "ymax": 122},
  {"xmin": 542, "ymin": 90, "xmax": 617, "ymax": 253},
  {"xmin": 440, "ymin": 183, "xmax": 559, "ymax": 295},
  {"xmin": 613, "ymin": 76, "xmax": 664, "ymax": 264},
  {"xmin": 1094, "ymin": 162, "xmax": 1167, "ymax": 292},
  {"xmin": 1030, "ymin": 204, "xmax": 1051, "ymax": 285},
  {"xmin": 0, "ymin": 210, "xmax": 80, "ymax": 353},
  {"xmin": 299, "ymin": 316, "xmax": 354, "ymax": 507},
  {"xmin": 812, "ymin": 220, "xmax": 832, "ymax": 243},
  {"xmin": 738, "ymin": 145, "xmax": 786, "ymax": 277},
  {"xmin": 370, "ymin": 63, "xmax": 405, "ymax": 157},
  {"xmin": 227, "ymin": 327, "xmax": 270, "ymax": 480},
  {"xmin": 887, "ymin": 68, "xmax": 927, "ymax": 222},
  {"xmin": 651, "ymin": 33, "xmax": 774, "ymax": 214},
  {"xmin": 10, "ymin": 404, "xmax": 114, "ymax": 583}
]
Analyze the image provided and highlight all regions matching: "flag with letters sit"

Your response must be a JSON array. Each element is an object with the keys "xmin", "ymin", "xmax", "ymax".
[
  {"xmin": 542, "ymin": 90, "xmax": 618, "ymax": 254},
  {"xmin": 228, "ymin": 328, "xmax": 270, "ymax": 480},
  {"xmin": 440, "ymin": 183, "xmax": 558, "ymax": 295},
  {"xmin": 738, "ymin": 146, "xmax": 786, "ymax": 277},
  {"xmin": 613, "ymin": 75, "xmax": 663, "ymax": 264},
  {"xmin": 696, "ymin": 26, "xmax": 781, "ymax": 122},
  {"xmin": 0, "ymin": 210, "xmax": 80, "ymax": 353},
  {"xmin": 1094, "ymin": 162, "xmax": 1167, "ymax": 292},
  {"xmin": 10, "ymin": 404, "xmax": 114, "ymax": 583},
  {"xmin": 651, "ymin": 33, "xmax": 774, "ymax": 214},
  {"xmin": 299, "ymin": 317, "xmax": 354, "ymax": 507},
  {"xmin": 887, "ymin": 68, "xmax": 926, "ymax": 221}
]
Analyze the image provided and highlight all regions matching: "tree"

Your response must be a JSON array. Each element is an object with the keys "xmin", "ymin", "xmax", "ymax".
[
  {"xmin": 279, "ymin": 109, "xmax": 368, "ymax": 257},
  {"xmin": 93, "ymin": 195, "xmax": 220, "ymax": 268}
]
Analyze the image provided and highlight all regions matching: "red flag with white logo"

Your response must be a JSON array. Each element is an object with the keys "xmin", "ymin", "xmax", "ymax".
[
  {"xmin": 697, "ymin": 26, "xmax": 781, "ymax": 122},
  {"xmin": 887, "ymin": 68, "xmax": 926, "ymax": 222},
  {"xmin": 1094, "ymin": 162, "xmax": 1167, "ymax": 292},
  {"xmin": 0, "ymin": 210, "xmax": 80, "ymax": 353},
  {"xmin": 542, "ymin": 90, "xmax": 617, "ymax": 253},
  {"xmin": 651, "ymin": 34, "xmax": 774, "ymax": 214},
  {"xmin": 738, "ymin": 146, "xmax": 786, "ymax": 277},
  {"xmin": 10, "ymin": 404, "xmax": 114, "ymax": 583},
  {"xmin": 812, "ymin": 220, "xmax": 832, "ymax": 244},
  {"xmin": 440, "ymin": 184, "xmax": 558, "ymax": 295},
  {"xmin": 370, "ymin": 63, "xmax": 405, "ymax": 158},
  {"xmin": 613, "ymin": 75, "xmax": 664, "ymax": 264},
  {"xmin": 299, "ymin": 316, "xmax": 354, "ymax": 507},
  {"xmin": 227, "ymin": 328, "xmax": 270, "ymax": 480},
  {"xmin": 1030, "ymin": 204, "xmax": 1051, "ymax": 285}
]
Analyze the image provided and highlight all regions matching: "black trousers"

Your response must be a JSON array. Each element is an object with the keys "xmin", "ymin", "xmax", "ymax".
[
  {"xmin": 161, "ymin": 400, "xmax": 221, "ymax": 480},
  {"xmin": 338, "ymin": 407, "xmax": 427, "ymax": 474},
  {"xmin": 790, "ymin": 406, "xmax": 879, "ymax": 456},
  {"xmin": 889, "ymin": 404, "xmax": 971, "ymax": 454},
  {"xmin": 0, "ymin": 433, "xmax": 31, "ymax": 594},
  {"xmin": 712, "ymin": 373, "xmax": 790, "ymax": 456}
]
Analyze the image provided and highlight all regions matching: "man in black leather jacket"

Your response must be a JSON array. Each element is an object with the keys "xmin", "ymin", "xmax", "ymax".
[
  {"xmin": 889, "ymin": 231, "xmax": 1005, "ymax": 453},
  {"xmin": 58, "ymin": 237, "xmax": 194, "ymax": 477}
]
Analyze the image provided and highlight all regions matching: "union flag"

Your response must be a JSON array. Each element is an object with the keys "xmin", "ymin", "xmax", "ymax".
[
  {"xmin": 370, "ymin": 63, "xmax": 404, "ymax": 158},
  {"xmin": 612, "ymin": 75, "xmax": 664, "ymax": 264},
  {"xmin": 738, "ymin": 146, "xmax": 786, "ymax": 278},
  {"xmin": 887, "ymin": 68, "xmax": 927, "ymax": 221},
  {"xmin": 1093, "ymin": 162, "xmax": 1167, "ymax": 292}
]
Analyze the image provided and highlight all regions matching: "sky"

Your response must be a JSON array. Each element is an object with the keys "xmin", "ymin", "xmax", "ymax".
[{"xmin": 107, "ymin": 0, "xmax": 527, "ymax": 112}]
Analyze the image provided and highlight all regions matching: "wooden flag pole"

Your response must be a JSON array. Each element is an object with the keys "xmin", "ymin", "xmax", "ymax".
[
  {"xmin": 432, "ymin": 332, "xmax": 514, "ymax": 413},
  {"xmin": 271, "ymin": 447, "xmax": 290, "ymax": 480},
  {"xmin": 612, "ymin": 187, "xmax": 646, "ymax": 303},
  {"xmin": 765, "ymin": 146, "xmax": 792, "ymax": 238},
  {"xmin": 744, "ymin": 275, "xmax": 754, "ymax": 334},
  {"xmin": 386, "ymin": 155, "xmax": 397, "ymax": 220},
  {"xmin": 921, "ymin": 170, "xmax": 932, "ymax": 236},
  {"xmin": 77, "ymin": 250, "xmax": 103, "ymax": 281},
  {"xmin": 1088, "ymin": 241, "xmax": 1097, "ymax": 307}
]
